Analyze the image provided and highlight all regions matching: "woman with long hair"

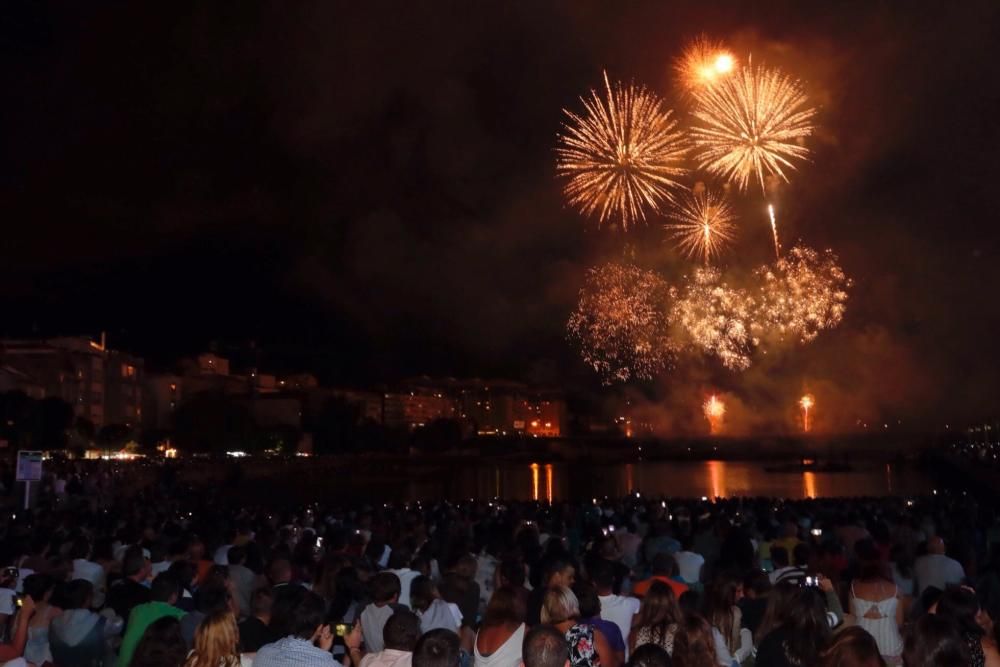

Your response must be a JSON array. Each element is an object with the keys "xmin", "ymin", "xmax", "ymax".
[
  {"xmin": 703, "ymin": 574, "xmax": 752, "ymax": 664},
  {"xmin": 671, "ymin": 615, "xmax": 717, "ymax": 667},
  {"xmin": 819, "ymin": 626, "xmax": 886, "ymax": 667},
  {"xmin": 902, "ymin": 613, "xmax": 970, "ymax": 667},
  {"xmin": 849, "ymin": 543, "xmax": 905, "ymax": 664},
  {"xmin": 475, "ymin": 587, "xmax": 527, "ymax": 667},
  {"xmin": 542, "ymin": 586, "xmax": 615, "ymax": 667},
  {"xmin": 183, "ymin": 610, "xmax": 252, "ymax": 667},
  {"xmin": 755, "ymin": 587, "xmax": 832, "ymax": 667},
  {"xmin": 630, "ymin": 581, "xmax": 683, "ymax": 655},
  {"xmin": 753, "ymin": 582, "xmax": 799, "ymax": 648},
  {"xmin": 934, "ymin": 586, "xmax": 1000, "ymax": 667}
]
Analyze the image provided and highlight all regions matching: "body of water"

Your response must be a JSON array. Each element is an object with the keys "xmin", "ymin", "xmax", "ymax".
[{"xmin": 410, "ymin": 460, "xmax": 933, "ymax": 501}]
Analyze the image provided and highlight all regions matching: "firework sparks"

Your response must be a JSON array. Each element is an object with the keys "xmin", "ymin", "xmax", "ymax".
[
  {"xmin": 768, "ymin": 203, "xmax": 780, "ymax": 259},
  {"xmin": 800, "ymin": 394, "xmax": 815, "ymax": 432},
  {"xmin": 666, "ymin": 188, "xmax": 738, "ymax": 265},
  {"xmin": 671, "ymin": 267, "xmax": 757, "ymax": 371},
  {"xmin": 690, "ymin": 63, "xmax": 816, "ymax": 192},
  {"xmin": 567, "ymin": 263, "xmax": 676, "ymax": 383},
  {"xmin": 556, "ymin": 71, "xmax": 688, "ymax": 230},
  {"xmin": 754, "ymin": 245, "xmax": 850, "ymax": 345},
  {"xmin": 676, "ymin": 36, "xmax": 737, "ymax": 92},
  {"xmin": 704, "ymin": 394, "xmax": 726, "ymax": 434}
]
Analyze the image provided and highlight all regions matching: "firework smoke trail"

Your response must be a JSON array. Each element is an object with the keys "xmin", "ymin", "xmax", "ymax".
[
  {"xmin": 556, "ymin": 72, "xmax": 688, "ymax": 230},
  {"xmin": 690, "ymin": 63, "xmax": 816, "ymax": 192},
  {"xmin": 666, "ymin": 188, "xmax": 737, "ymax": 265},
  {"xmin": 768, "ymin": 204, "xmax": 780, "ymax": 259},
  {"xmin": 800, "ymin": 394, "xmax": 815, "ymax": 432},
  {"xmin": 566, "ymin": 263, "xmax": 676, "ymax": 383}
]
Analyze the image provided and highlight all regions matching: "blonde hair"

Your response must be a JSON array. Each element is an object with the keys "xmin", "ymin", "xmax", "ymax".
[
  {"xmin": 183, "ymin": 611, "xmax": 241, "ymax": 667},
  {"xmin": 541, "ymin": 586, "xmax": 580, "ymax": 624}
]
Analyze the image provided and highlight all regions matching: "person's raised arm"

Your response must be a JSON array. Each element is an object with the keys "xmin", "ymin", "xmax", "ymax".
[{"xmin": 0, "ymin": 595, "xmax": 35, "ymax": 662}]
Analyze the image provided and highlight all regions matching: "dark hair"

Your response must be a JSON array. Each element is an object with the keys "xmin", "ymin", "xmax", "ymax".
[
  {"xmin": 123, "ymin": 545, "xmax": 147, "ymax": 578},
  {"xmin": 777, "ymin": 588, "xmax": 831, "ymax": 666},
  {"xmin": 523, "ymin": 624, "xmax": 569, "ymax": 667},
  {"xmin": 755, "ymin": 581, "xmax": 799, "ymax": 644},
  {"xmin": 22, "ymin": 573, "xmax": 56, "ymax": 602},
  {"xmin": 289, "ymin": 591, "xmax": 327, "ymax": 640},
  {"xmin": 744, "ymin": 570, "xmax": 771, "ymax": 597},
  {"xmin": 251, "ymin": 587, "xmax": 273, "ymax": 616},
  {"xmin": 62, "ymin": 579, "xmax": 94, "ymax": 610},
  {"xmin": 542, "ymin": 558, "xmax": 573, "ymax": 586},
  {"xmin": 703, "ymin": 574, "xmax": 740, "ymax": 654},
  {"xmin": 194, "ymin": 584, "xmax": 231, "ymax": 615},
  {"xmin": 151, "ymin": 573, "xmax": 181, "ymax": 602},
  {"xmin": 626, "ymin": 643, "xmax": 672, "ymax": 667},
  {"xmin": 771, "ymin": 547, "xmax": 789, "ymax": 568},
  {"xmin": 388, "ymin": 545, "xmax": 413, "ymax": 570},
  {"xmin": 634, "ymin": 581, "xmax": 683, "ymax": 645},
  {"xmin": 131, "ymin": 615, "xmax": 188, "ymax": 667},
  {"xmin": 574, "ymin": 579, "xmax": 601, "ymax": 619},
  {"xmin": 903, "ymin": 613, "xmax": 970, "ymax": 667},
  {"xmin": 590, "ymin": 559, "xmax": 615, "ymax": 590},
  {"xmin": 410, "ymin": 575, "xmax": 437, "ymax": 613},
  {"xmin": 413, "ymin": 628, "xmax": 461, "ymax": 667},
  {"xmin": 793, "ymin": 543, "xmax": 810, "ymax": 567},
  {"xmin": 371, "ymin": 572, "xmax": 402, "ymax": 604},
  {"xmin": 936, "ymin": 586, "xmax": 983, "ymax": 638},
  {"xmin": 167, "ymin": 560, "xmax": 196, "ymax": 589},
  {"xmin": 650, "ymin": 553, "xmax": 676, "ymax": 577},
  {"xmin": 70, "ymin": 536, "xmax": 91, "ymax": 560},
  {"xmin": 483, "ymin": 587, "xmax": 525, "ymax": 627},
  {"xmin": 384, "ymin": 609, "xmax": 422, "ymax": 651},
  {"xmin": 498, "ymin": 560, "xmax": 525, "ymax": 588},
  {"xmin": 671, "ymin": 614, "xmax": 716, "ymax": 667},
  {"xmin": 819, "ymin": 626, "xmax": 885, "ymax": 667},
  {"xmin": 227, "ymin": 546, "xmax": 247, "ymax": 565}
]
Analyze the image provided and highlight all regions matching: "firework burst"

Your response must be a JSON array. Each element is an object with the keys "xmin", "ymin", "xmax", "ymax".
[
  {"xmin": 690, "ymin": 63, "xmax": 816, "ymax": 192},
  {"xmin": 754, "ymin": 245, "xmax": 850, "ymax": 345},
  {"xmin": 675, "ymin": 35, "xmax": 737, "ymax": 92},
  {"xmin": 703, "ymin": 394, "xmax": 726, "ymax": 434},
  {"xmin": 666, "ymin": 187, "xmax": 738, "ymax": 265},
  {"xmin": 556, "ymin": 72, "xmax": 688, "ymax": 230},
  {"xmin": 567, "ymin": 263, "xmax": 676, "ymax": 383},
  {"xmin": 671, "ymin": 267, "xmax": 757, "ymax": 371}
]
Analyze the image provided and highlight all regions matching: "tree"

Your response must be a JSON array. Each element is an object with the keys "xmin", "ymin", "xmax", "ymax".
[
  {"xmin": 172, "ymin": 392, "xmax": 261, "ymax": 454},
  {"xmin": 312, "ymin": 397, "xmax": 362, "ymax": 454},
  {"xmin": 97, "ymin": 424, "xmax": 132, "ymax": 451}
]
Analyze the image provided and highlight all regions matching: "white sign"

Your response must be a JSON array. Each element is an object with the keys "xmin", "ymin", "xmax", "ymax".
[{"xmin": 15, "ymin": 451, "xmax": 43, "ymax": 482}]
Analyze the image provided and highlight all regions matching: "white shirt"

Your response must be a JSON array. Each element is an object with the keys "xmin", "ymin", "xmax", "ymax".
[
  {"xmin": 361, "ymin": 650, "xmax": 412, "ymax": 667},
  {"xmin": 598, "ymin": 594, "xmax": 640, "ymax": 657},
  {"xmin": 673, "ymin": 551, "xmax": 705, "ymax": 584},
  {"xmin": 214, "ymin": 544, "xmax": 235, "ymax": 565},
  {"xmin": 388, "ymin": 568, "xmax": 421, "ymax": 609},
  {"xmin": 914, "ymin": 553, "xmax": 965, "ymax": 595},
  {"xmin": 72, "ymin": 559, "xmax": 107, "ymax": 607}
]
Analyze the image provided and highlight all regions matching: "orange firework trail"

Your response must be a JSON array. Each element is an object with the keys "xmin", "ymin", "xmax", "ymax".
[
  {"xmin": 800, "ymin": 394, "xmax": 815, "ymax": 433},
  {"xmin": 556, "ymin": 72, "xmax": 688, "ymax": 230},
  {"xmin": 703, "ymin": 394, "xmax": 726, "ymax": 434},
  {"xmin": 768, "ymin": 203, "xmax": 781, "ymax": 260},
  {"xmin": 666, "ymin": 188, "xmax": 737, "ymax": 265}
]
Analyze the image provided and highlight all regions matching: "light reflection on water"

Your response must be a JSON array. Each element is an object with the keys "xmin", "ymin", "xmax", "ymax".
[{"xmin": 447, "ymin": 460, "xmax": 930, "ymax": 501}]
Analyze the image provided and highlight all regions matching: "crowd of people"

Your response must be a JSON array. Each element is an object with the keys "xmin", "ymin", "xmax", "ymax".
[{"xmin": 0, "ymin": 463, "xmax": 998, "ymax": 667}]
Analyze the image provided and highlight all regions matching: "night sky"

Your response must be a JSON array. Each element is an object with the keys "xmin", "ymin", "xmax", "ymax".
[{"xmin": 2, "ymin": 2, "xmax": 999, "ymax": 430}]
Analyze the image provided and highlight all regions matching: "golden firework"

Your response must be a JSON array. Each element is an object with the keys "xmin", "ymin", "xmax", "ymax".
[
  {"xmin": 676, "ymin": 36, "xmax": 737, "ymax": 92},
  {"xmin": 671, "ymin": 267, "xmax": 757, "ymax": 371},
  {"xmin": 666, "ymin": 187, "xmax": 737, "ymax": 265},
  {"xmin": 567, "ymin": 263, "xmax": 676, "ymax": 383},
  {"xmin": 690, "ymin": 63, "xmax": 816, "ymax": 192},
  {"xmin": 753, "ymin": 245, "xmax": 850, "ymax": 345},
  {"xmin": 556, "ymin": 71, "xmax": 688, "ymax": 230},
  {"xmin": 703, "ymin": 394, "xmax": 726, "ymax": 434},
  {"xmin": 800, "ymin": 394, "xmax": 815, "ymax": 432}
]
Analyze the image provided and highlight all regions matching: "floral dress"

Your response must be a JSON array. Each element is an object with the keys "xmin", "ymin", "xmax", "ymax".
[{"xmin": 565, "ymin": 623, "xmax": 601, "ymax": 667}]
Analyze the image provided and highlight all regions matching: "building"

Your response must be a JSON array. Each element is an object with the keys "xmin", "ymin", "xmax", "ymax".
[
  {"xmin": 143, "ymin": 374, "xmax": 182, "ymax": 430},
  {"xmin": 105, "ymin": 350, "xmax": 144, "ymax": 427},
  {"xmin": 0, "ymin": 336, "xmax": 108, "ymax": 426},
  {"xmin": 382, "ymin": 390, "xmax": 457, "ymax": 430},
  {"xmin": 0, "ymin": 365, "xmax": 44, "ymax": 399}
]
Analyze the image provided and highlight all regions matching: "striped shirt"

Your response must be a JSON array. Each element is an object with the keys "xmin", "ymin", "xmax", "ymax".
[{"xmin": 253, "ymin": 636, "xmax": 342, "ymax": 667}]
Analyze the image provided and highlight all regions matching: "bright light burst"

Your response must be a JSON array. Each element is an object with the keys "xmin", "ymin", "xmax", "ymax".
[
  {"xmin": 556, "ymin": 72, "xmax": 688, "ymax": 230},
  {"xmin": 754, "ymin": 245, "xmax": 850, "ymax": 345},
  {"xmin": 703, "ymin": 394, "xmax": 726, "ymax": 434},
  {"xmin": 800, "ymin": 393, "xmax": 815, "ymax": 432},
  {"xmin": 676, "ymin": 36, "xmax": 737, "ymax": 92},
  {"xmin": 666, "ymin": 187, "xmax": 738, "ymax": 265},
  {"xmin": 690, "ymin": 63, "xmax": 816, "ymax": 192},
  {"xmin": 567, "ymin": 263, "xmax": 676, "ymax": 383},
  {"xmin": 671, "ymin": 268, "xmax": 757, "ymax": 371}
]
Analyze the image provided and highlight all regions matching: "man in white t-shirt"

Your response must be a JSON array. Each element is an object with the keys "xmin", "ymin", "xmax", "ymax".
[
  {"xmin": 387, "ymin": 548, "xmax": 420, "ymax": 609},
  {"xmin": 358, "ymin": 609, "xmax": 420, "ymax": 667},
  {"xmin": 914, "ymin": 536, "xmax": 965, "ymax": 595},
  {"xmin": 592, "ymin": 561, "xmax": 639, "ymax": 657},
  {"xmin": 70, "ymin": 537, "xmax": 107, "ymax": 608},
  {"xmin": 673, "ymin": 536, "xmax": 706, "ymax": 585}
]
